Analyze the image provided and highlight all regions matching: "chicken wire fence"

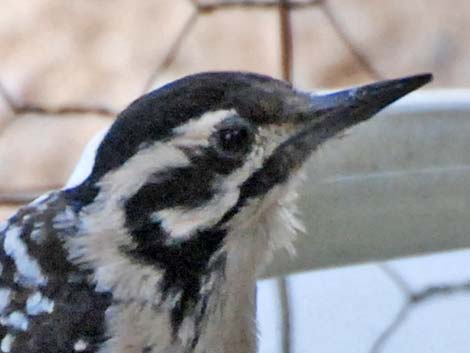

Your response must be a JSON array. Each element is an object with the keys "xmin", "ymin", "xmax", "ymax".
[{"xmin": 0, "ymin": 1, "xmax": 469, "ymax": 352}]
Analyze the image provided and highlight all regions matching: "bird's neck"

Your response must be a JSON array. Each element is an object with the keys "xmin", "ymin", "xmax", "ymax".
[
  {"xmin": 66, "ymin": 208, "xmax": 267, "ymax": 353},
  {"xmin": 105, "ymin": 239, "xmax": 262, "ymax": 353},
  {"xmin": 196, "ymin": 230, "xmax": 269, "ymax": 353}
]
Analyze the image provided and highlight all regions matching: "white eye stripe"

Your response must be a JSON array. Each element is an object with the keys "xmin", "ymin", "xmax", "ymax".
[
  {"xmin": 96, "ymin": 142, "xmax": 190, "ymax": 201},
  {"xmin": 173, "ymin": 110, "xmax": 237, "ymax": 138}
]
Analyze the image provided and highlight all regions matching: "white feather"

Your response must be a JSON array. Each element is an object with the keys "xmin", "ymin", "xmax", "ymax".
[{"xmin": 3, "ymin": 226, "xmax": 47, "ymax": 287}]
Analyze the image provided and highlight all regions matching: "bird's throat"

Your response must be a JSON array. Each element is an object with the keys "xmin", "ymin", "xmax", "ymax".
[{"xmin": 187, "ymin": 241, "xmax": 260, "ymax": 353}]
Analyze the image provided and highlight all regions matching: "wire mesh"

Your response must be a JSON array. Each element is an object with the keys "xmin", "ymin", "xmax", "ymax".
[{"xmin": 0, "ymin": 0, "xmax": 387, "ymax": 204}]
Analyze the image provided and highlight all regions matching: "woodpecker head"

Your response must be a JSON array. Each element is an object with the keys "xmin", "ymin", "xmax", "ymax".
[{"xmin": 66, "ymin": 72, "xmax": 431, "ymax": 269}]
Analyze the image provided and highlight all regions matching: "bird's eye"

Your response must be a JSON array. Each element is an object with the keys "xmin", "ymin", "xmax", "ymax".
[
  {"xmin": 212, "ymin": 117, "xmax": 254, "ymax": 158},
  {"xmin": 218, "ymin": 126, "xmax": 250, "ymax": 152}
]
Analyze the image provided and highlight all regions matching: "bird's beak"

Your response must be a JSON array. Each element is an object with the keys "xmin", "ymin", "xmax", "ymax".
[
  {"xmin": 304, "ymin": 73, "xmax": 433, "ymax": 129},
  {"xmin": 287, "ymin": 73, "xmax": 433, "ymax": 164}
]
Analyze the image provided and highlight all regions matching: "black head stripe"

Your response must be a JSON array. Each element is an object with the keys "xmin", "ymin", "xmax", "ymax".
[
  {"xmin": 124, "ymin": 227, "xmax": 226, "ymax": 337},
  {"xmin": 124, "ymin": 165, "xmax": 215, "ymax": 233}
]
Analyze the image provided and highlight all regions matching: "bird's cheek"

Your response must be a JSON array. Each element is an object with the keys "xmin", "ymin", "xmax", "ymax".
[{"xmin": 155, "ymin": 191, "xmax": 240, "ymax": 240}]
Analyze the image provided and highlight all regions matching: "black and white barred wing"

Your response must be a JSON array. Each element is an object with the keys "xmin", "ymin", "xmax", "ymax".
[{"xmin": 0, "ymin": 192, "xmax": 111, "ymax": 353}]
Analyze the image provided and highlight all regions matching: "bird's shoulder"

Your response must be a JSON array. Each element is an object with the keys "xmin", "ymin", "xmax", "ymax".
[{"xmin": 0, "ymin": 191, "xmax": 112, "ymax": 353}]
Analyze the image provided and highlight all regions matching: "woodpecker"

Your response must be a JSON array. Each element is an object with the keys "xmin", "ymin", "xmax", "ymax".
[{"xmin": 0, "ymin": 71, "xmax": 431, "ymax": 353}]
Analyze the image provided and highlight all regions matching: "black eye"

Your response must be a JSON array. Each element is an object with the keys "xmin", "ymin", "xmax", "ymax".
[
  {"xmin": 212, "ymin": 117, "xmax": 254, "ymax": 158},
  {"xmin": 219, "ymin": 126, "xmax": 250, "ymax": 151}
]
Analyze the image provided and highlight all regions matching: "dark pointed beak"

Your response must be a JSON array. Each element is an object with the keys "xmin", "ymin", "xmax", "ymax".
[
  {"xmin": 304, "ymin": 73, "xmax": 433, "ymax": 132},
  {"xmin": 287, "ymin": 73, "xmax": 433, "ymax": 164}
]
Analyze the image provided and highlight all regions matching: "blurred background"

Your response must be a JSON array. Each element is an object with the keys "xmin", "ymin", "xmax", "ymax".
[{"xmin": 1, "ymin": 1, "xmax": 470, "ymax": 352}]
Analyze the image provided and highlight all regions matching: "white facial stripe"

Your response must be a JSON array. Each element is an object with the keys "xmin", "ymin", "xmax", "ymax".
[
  {"xmin": 174, "ymin": 109, "xmax": 236, "ymax": 134},
  {"xmin": 3, "ymin": 226, "xmax": 47, "ymax": 287},
  {"xmin": 152, "ymin": 191, "xmax": 240, "ymax": 240},
  {"xmin": 171, "ymin": 109, "xmax": 236, "ymax": 148},
  {"xmin": 97, "ymin": 141, "xmax": 190, "ymax": 202}
]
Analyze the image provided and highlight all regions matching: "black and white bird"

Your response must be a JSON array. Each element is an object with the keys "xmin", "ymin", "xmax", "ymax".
[{"xmin": 0, "ymin": 71, "xmax": 431, "ymax": 353}]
